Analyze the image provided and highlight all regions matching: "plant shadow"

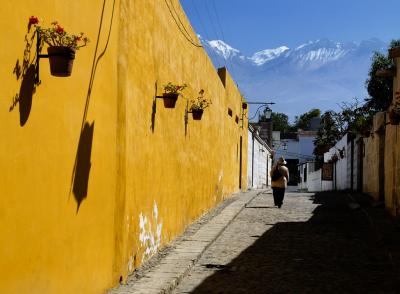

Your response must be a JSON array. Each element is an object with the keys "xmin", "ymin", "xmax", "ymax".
[
  {"xmin": 10, "ymin": 23, "xmax": 40, "ymax": 126},
  {"xmin": 18, "ymin": 65, "xmax": 36, "ymax": 126}
]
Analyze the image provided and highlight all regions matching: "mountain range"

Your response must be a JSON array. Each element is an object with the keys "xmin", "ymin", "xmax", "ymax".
[{"xmin": 200, "ymin": 37, "xmax": 388, "ymax": 119}]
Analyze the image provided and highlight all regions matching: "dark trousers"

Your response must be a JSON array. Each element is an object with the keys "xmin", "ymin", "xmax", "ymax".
[{"xmin": 272, "ymin": 187, "xmax": 285, "ymax": 206}]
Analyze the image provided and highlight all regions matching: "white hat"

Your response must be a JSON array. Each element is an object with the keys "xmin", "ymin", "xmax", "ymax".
[{"xmin": 277, "ymin": 156, "xmax": 287, "ymax": 165}]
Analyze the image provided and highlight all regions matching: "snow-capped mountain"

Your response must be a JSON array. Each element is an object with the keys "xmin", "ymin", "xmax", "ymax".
[
  {"xmin": 207, "ymin": 40, "xmax": 242, "ymax": 59},
  {"xmin": 250, "ymin": 46, "xmax": 289, "ymax": 65},
  {"xmin": 201, "ymin": 38, "xmax": 388, "ymax": 118}
]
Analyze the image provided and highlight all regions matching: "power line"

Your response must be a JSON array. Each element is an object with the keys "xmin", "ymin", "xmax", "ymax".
[
  {"xmin": 164, "ymin": 0, "xmax": 202, "ymax": 48},
  {"xmin": 211, "ymin": 0, "xmax": 226, "ymax": 42},
  {"xmin": 207, "ymin": 0, "xmax": 240, "ymax": 90},
  {"xmin": 168, "ymin": 0, "xmax": 200, "ymax": 45},
  {"xmin": 190, "ymin": 0, "xmax": 222, "ymax": 68},
  {"xmin": 204, "ymin": 1, "xmax": 221, "ymax": 45}
]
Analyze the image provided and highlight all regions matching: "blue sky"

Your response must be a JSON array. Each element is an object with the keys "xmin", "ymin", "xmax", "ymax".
[{"xmin": 181, "ymin": 0, "xmax": 400, "ymax": 55}]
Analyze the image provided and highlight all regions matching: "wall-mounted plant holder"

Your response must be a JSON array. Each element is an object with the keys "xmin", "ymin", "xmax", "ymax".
[
  {"xmin": 35, "ymin": 30, "xmax": 76, "ymax": 83},
  {"xmin": 47, "ymin": 46, "xmax": 75, "ymax": 77},
  {"xmin": 189, "ymin": 109, "xmax": 204, "ymax": 120},
  {"xmin": 156, "ymin": 93, "xmax": 179, "ymax": 108},
  {"xmin": 186, "ymin": 89, "xmax": 209, "ymax": 121}
]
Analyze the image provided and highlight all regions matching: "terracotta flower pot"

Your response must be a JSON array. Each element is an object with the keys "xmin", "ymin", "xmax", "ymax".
[
  {"xmin": 191, "ymin": 109, "xmax": 204, "ymax": 120},
  {"xmin": 47, "ymin": 46, "xmax": 76, "ymax": 77},
  {"xmin": 162, "ymin": 93, "xmax": 179, "ymax": 108}
]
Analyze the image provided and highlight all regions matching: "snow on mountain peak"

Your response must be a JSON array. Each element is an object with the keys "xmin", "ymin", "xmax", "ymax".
[
  {"xmin": 207, "ymin": 40, "xmax": 240, "ymax": 59},
  {"xmin": 250, "ymin": 46, "xmax": 290, "ymax": 65}
]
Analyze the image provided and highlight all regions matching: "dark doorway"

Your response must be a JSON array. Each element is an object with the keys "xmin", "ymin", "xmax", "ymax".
[{"xmin": 286, "ymin": 158, "xmax": 299, "ymax": 186}]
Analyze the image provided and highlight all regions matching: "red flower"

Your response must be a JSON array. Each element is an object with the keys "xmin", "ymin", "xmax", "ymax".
[
  {"xmin": 55, "ymin": 24, "xmax": 64, "ymax": 34},
  {"xmin": 29, "ymin": 16, "xmax": 39, "ymax": 25}
]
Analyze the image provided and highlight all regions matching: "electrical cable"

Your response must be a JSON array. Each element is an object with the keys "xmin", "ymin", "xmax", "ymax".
[
  {"xmin": 209, "ymin": 0, "xmax": 240, "ymax": 83},
  {"xmin": 204, "ymin": 1, "xmax": 221, "ymax": 45},
  {"xmin": 190, "ymin": 0, "xmax": 222, "ymax": 68},
  {"xmin": 168, "ymin": 0, "xmax": 199, "ymax": 45},
  {"xmin": 164, "ymin": 0, "xmax": 202, "ymax": 48},
  {"xmin": 211, "ymin": 0, "xmax": 226, "ymax": 43}
]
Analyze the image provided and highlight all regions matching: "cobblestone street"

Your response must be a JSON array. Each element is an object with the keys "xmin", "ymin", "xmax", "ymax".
[
  {"xmin": 173, "ymin": 190, "xmax": 400, "ymax": 294},
  {"xmin": 108, "ymin": 189, "xmax": 400, "ymax": 294}
]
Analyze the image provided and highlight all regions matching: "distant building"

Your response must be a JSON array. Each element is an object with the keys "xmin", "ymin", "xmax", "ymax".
[
  {"xmin": 251, "ymin": 115, "xmax": 320, "ymax": 185},
  {"xmin": 272, "ymin": 131, "xmax": 316, "ymax": 185}
]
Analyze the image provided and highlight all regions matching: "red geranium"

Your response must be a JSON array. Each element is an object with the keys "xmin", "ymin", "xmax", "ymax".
[
  {"xmin": 55, "ymin": 24, "xmax": 64, "ymax": 34},
  {"xmin": 29, "ymin": 16, "xmax": 39, "ymax": 25},
  {"xmin": 29, "ymin": 17, "xmax": 89, "ymax": 50}
]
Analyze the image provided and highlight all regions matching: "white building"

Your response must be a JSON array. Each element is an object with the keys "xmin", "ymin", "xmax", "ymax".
[
  {"xmin": 298, "ymin": 133, "xmax": 362, "ymax": 192},
  {"xmin": 247, "ymin": 125, "xmax": 273, "ymax": 189},
  {"xmin": 273, "ymin": 130, "xmax": 316, "ymax": 185}
]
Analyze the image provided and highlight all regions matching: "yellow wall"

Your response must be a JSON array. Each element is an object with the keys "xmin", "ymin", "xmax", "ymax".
[
  {"xmin": 362, "ymin": 112, "xmax": 385, "ymax": 201},
  {"xmin": 384, "ymin": 56, "xmax": 400, "ymax": 216},
  {"xmin": 0, "ymin": 1, "xmax": 247, "ymax": 293}
]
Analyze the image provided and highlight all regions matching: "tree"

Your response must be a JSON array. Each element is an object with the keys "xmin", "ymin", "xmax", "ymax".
[
  {"xmin": 293, "ymin": 108, "xmax": 321, "ymax": 130},
  {"xmin": 365, "ymin": 39, "xmax": 400, "ymax": 112},
  {"xmin": 313, "ymin": 111, "xmax": 341, "ymax": 156},
  {"xmin": 271, "ymin": 112, "xmax": 290, "ymax": 132}
]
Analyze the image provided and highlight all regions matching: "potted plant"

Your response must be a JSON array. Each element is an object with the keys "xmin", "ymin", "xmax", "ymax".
[
  {"xmin": 162, "ymin": 82, "xmax": 187, "ymax": 108},
  {"xmin": 30, "ymin": 17, "xmax": 89, "ymax": 77},
  {"xmin": 189, "ymin": 89, "xmax": 211, "ymax": 120}
]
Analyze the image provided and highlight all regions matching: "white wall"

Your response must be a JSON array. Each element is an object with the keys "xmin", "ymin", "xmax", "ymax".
[
  {"xmin": 247, "ymin": 131, "xmax": 253, "ymax": 187},
  {"xmin": 308, "ymin": 169, "xmax": 322, "ymax": 192},
  {"xmin": 324, "ymin": 134, "xmax": 349, "ymax": 190},
  {"xmin": 248, "ymin": 128, "xmax": 272, "ymax": 189}
]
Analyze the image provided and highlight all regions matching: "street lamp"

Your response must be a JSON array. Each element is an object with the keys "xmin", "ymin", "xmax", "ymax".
[
  {"xmin": 263, "ymin": 106, "xmax": 272, "ymax": 120},
  {"xmin": 245, "ymin": 101, "xmax": 275, "ymax": 121}
]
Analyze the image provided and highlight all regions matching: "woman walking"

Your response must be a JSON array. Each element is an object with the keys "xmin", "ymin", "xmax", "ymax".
[{"xmin": 270, "ymin": 156, "xmax": 289, "ymax": 208}]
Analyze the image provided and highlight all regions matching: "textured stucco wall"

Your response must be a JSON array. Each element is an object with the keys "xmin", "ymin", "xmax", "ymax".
[
  {"xmin": 0, "ymin": 1, "xmax": 247, "ymax": 293},
  {"xmin": 362, "ymin": 113, "xmax": 385, "ymax": 201},
  {"xmin": 384, "ymin": 117, "xmax": 400, "ymax": 216},
  {"xmin": 0, "ymin": 1, "xmax": 119, "ymax": 293},
  {"xmin": 384, "ymin": 57, "xmax": 400, "ymax": 216}
]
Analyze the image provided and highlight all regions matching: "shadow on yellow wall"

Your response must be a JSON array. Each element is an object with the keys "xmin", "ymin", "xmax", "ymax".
[
  {"xmin": 10, "ymin": 22, "xmax": 40, "ymax": 126},
  {"xmin": 73, "ymin": 121, "xmax": 95, "ymax": 212},
  {"xmin": 69, "ymin": 0, "xmax": 116, "ymax": 212}
]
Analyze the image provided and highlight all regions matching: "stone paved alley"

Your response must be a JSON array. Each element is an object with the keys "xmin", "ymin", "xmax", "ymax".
[{"xmin": 109, "ymin": 189, "xmax": 400, "ymax": 294}]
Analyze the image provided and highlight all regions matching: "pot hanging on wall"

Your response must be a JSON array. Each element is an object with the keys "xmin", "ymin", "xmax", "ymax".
[
  {"xmin": 162, "ymin": 93, "xmax": 179, "ymax": 108},
  {"xmin": 47, "ymin": 46, "xmax": 76, "ymax": 77},
  {"xmin": 191, "ymin": 109, "xmax": 204, "ymax": 120}
]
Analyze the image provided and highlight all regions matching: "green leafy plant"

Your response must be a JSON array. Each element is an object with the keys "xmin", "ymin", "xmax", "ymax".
[
  {"xmin": 189, "ymin": 89, "xmax": 211, "ymax": 111},
  {"xmin": 163, "ymin": 82, "xmax": 187, "ymax": 95},
  {"xmin": 29, "ymin": 16, "xmax": 89, "ymax": 50}
]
